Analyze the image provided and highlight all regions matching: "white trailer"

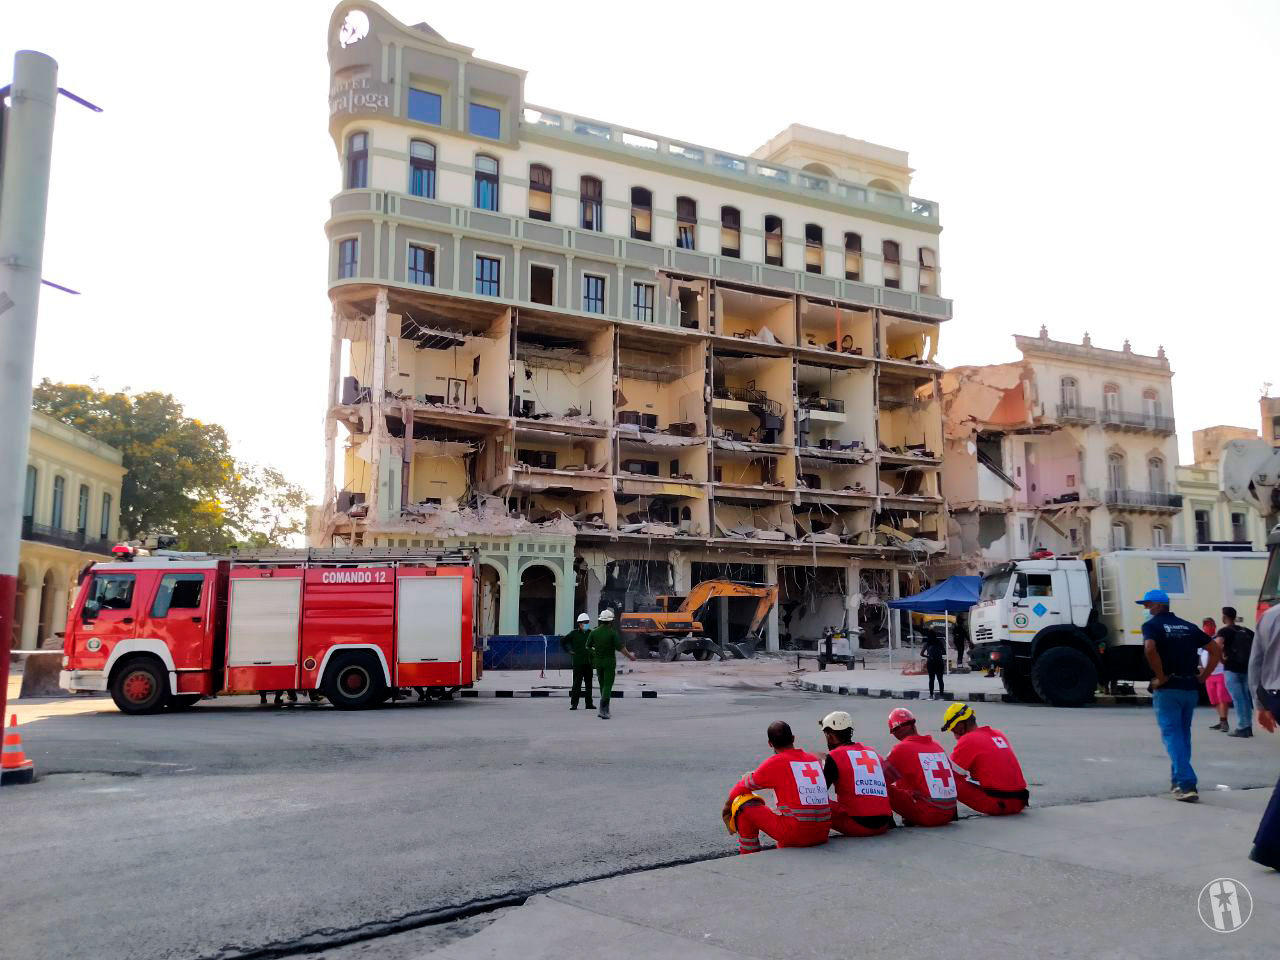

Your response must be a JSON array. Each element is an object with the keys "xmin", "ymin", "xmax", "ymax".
[{"xmin": 970, "ymin": 549, "xmax": 1265, "ymax": 706}]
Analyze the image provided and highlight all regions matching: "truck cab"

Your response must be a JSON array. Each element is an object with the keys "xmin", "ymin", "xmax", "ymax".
[
  {"xmin": 61, "ymin": 559, "xmax": 227, "ymax": 712},
  {"xmin": 971, "ymin": 556, "xmax": 1106, "ymax": 707}
]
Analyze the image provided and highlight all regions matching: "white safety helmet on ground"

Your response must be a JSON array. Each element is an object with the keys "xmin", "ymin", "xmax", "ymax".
[
  {"xmin": 576, "ymin": 613, "xmax": 590, "ymax": 623},
  {"xmin": 598, "ymin": 609, "xmax": 615, "ymax": 621}
]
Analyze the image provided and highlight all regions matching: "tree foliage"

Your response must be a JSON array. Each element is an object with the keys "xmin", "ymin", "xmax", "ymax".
[{"xmin": 32, "ymin": 381, "xmax": 308, "ymax": 550}]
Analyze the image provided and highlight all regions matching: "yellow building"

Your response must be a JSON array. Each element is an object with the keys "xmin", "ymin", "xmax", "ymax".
[{"xmin": 13, "ymin": 412, "xmax": 125, "ymax": 650}]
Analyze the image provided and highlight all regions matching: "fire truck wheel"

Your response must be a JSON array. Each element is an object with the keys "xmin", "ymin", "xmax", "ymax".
[
  {"xmin": 323, "ymin": 652, "xmax": 387, "ymax": 710},
  {"xmin": 110, "ymin": 657, "xmax": 169, "ymax": 714},
  {"xmin": 166, "ymin": 695, "xmax": 201, "ymax": 710}
]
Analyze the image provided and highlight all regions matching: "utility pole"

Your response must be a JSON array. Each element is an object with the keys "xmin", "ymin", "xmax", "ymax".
[{"xmin": 0, "ymin": 51, "xmax": 59, "ymax": 725}]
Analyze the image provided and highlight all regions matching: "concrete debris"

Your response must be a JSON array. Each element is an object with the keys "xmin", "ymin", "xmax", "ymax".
[
  {"xmin": 938, "ymin": 362, "xmax": 1033, "ymax": 441},
  {"xmin": 401, "ymin": 494, "xmax": 575, "ymax": 536},
  {"xmin": 616, "ymin": 428, "xmax": 703, "ymax": 447},
  {"xmin": 618, "ymin": 521, "xmax": 679, "ymax": 537}
]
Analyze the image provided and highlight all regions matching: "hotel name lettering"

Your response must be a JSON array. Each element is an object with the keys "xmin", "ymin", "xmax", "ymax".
[{"xmin": 330, "ymin": 74, "xmax": 391, "ymax": 115}]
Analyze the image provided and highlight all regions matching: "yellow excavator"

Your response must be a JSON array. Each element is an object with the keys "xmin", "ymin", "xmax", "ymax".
[{"xmin": 619, "ymin": 580, "xmax": 779, "ymax": 661}]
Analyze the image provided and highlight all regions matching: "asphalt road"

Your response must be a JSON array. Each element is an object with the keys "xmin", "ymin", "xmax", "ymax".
[{"xmin": 3, "ymin": 689, "xmax": 1275, "ymax": 960}]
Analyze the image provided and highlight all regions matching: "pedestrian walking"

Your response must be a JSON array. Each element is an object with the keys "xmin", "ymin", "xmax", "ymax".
[
  {"xmin": 1217, "ymin": 607, "xmax": 1254, "ymax": 737},
  {"xmin": 586, "ymin": 609, "xmax": 635, "ymax": 719},
  {"xmin": 921, "ymin": 630, "xmax": 946, "ymax": 699},
  {"xmin": 1200, "ymin": 617, "xmax": 1232, "ymax": 732},
  {"xmin": 1248, "ymin": 603, "xmax": 1280, "ymax": 869},
  {"xmin": 1140, "ymin": 588, "xmax": 1219, "ymax": 802},
  {"xmin": 562, "ymin": 613, "xmax": 594, "ymax": 711}
]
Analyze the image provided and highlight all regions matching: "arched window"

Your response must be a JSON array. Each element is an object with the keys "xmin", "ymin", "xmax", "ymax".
[
  {"xmin": 918, "ymin": 246, "xmax": 937, "ymax": 294},
  {"xmin": 76, "ymin": 483, "xmax": 90, "ymax": 537},
  {"xmin": 868, "ymin": 178, "xmax": 900, "ymax": 193},
  {"xmin": 474, "ymin": 155, "xmax": 499, "ymax": 211},
  {"xmin": 804, "ymin": 224, "xmax": 823, "ymax": 274},
  {"xmin": 409, "ymin": 140, "xmax": 436, "ymax": 198},
  {"xmin": 100, "ymin": 492, "xmax": 112, "ymax": 540},
  {"xmin": 528, "ymin": 163, "xmax": 552, "ymax": 221},
  {"xmin": 676, "ymin": 196, "xmax": 697, "ymax": 249},
  {"xmin": 345, "ymin": 131, "xmax": 368, "ymax": 189},
  {"xmin": 1102, "ymin": 383, "xmax": 1120, "ymax": 415},
  {"xmin": 1147, "ymin": 456, "xmax": 1166, "ymax": 493},
  {"xmin": 51, "ymin": 475, "xmax": 65, "ymax": 529},
  {"xmin": 1111, "ymin": 520, "xmax": 1130, "ymax": 550},
  {"xmin": 1107, "ymin": 452, "xmax": 1126, "ymax": 491},
  {"xmin": 1152, "ymin": 524, "xmax": 1167, "ymax": 548},
  {"xmin": 630, "ymin": 187, "xmax": 652, "ymax": 241},
  {"xmin": 1060, "ymin": 376, "xmax": 1079, "ymax": 411},
  {"xmin": 844, "ymin": 232, "xmax": 862, "ymax": 281},
  {"xmin": 720, "ymin": 206, "xmax": 740, "ymax": 258},
  {"xmin": 882, "ymin": 240, "xmax": 901, "ymax": 288},
  {"xmin": 764, "ymin": 215, "xmax": 783, "ymax": 266},
  {"xmin": 1142, "ymin": 388, "xmax": 1161, "ymax": 421},
  {"xmin": 579, "ymin": 176, "xmax": 602, "ymax": 231}
]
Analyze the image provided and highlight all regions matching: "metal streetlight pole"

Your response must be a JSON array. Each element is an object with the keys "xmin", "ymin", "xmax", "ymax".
[{"xmin": 0, "ymin": 51, "xmax": 59, "ymax": 725}]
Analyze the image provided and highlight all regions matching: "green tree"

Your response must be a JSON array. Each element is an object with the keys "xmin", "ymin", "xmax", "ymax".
[{"xmin": 32, "ymin": 381, "xmax": 309, "ymax": 550}]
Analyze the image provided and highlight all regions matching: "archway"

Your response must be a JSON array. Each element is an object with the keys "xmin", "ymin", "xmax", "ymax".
[
  {"xmin": 801, "ymin": 162, "xmax": 835, "ymax": 178},
  {"xmin": 867, "ymin": 178, "xmax": 900, "ymax": 193},
  {"xmin": 37, "ymin": 569, "xmax": 58, "ymax": 645},
  {"xmin": 517, "ymin": 563, "xmax": 557, "ymax": 635},
  {"xmin": 10, "ymin": 566, "xmax": 30, "ymax": 651},
  {"xmin": 479, "ymin": 563, "xmax": 502, "ymax": 636}
]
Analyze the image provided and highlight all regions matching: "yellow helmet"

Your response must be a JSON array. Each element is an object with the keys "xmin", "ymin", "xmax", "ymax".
[
  {"xmin": 725, "ymin": 792, "xmax": 764, "ymax": 834},
  {"xmin": 941, "ymin": 702, "xmax": 975, "ymax": 732}
]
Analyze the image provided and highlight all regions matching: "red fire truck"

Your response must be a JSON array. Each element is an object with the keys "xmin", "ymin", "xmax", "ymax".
[{"xmin": 59, "ymin": 548, "xmax": 481, "ymax": 714}]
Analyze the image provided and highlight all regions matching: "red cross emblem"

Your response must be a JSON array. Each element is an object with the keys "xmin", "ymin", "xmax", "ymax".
[
  {"xmin": 929, "ymin": 760, "xmax": 954, "ymax": 789},
  {"xmin": 853, "ymin": 750, "xmax": 879, "ymax": 774},
  {"xmin": 799, "ymin": 762, "xmax": 821, "ymax": 785}
]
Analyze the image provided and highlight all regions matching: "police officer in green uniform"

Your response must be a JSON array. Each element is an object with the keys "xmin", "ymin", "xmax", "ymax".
[
  {"xmin": 562, "ymin": 613, "xmax": 595, "ymax": 711},
  {"xmin": 586, "ymin": 609, "xmax": 635, "ymax": 719}
]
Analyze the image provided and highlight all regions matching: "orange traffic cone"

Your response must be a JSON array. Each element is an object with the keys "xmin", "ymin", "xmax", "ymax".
[{"xmin": 1, "ymin": 714, "xmax": 35, "ymax": 786}]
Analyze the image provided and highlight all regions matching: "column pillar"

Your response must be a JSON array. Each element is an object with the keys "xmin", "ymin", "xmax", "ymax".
[
  {"xmin": 499, "ymin": 557, "xmax": 520, "ymax": 635},
  {"xmin": 49, "ymin": 583, "xmax": 68, "ymax": 646},
  {"xmin": 889, "ymin": 568, "xmax": 902, "ymax": 650},
  {"xmin": 553, "ymin": 558, "xmax": 573, "ymax": 635},
  {"xmin": 323, "ymin": 310, "xmax": 342, "ymax": 507},
  {"xmin": 19, "ymin": 570, "xmax": 43, "ymax": 651},
  {"xmin": 368, "ymin": 289, "xmax": 388, "ymax": 523},
  {"xmin": 764, "ymin": 559, "xmax": 779, "ymax": 652},
  {"xmin": 846, "ymin": 559, "xmax": 862, "ymax": 646}
]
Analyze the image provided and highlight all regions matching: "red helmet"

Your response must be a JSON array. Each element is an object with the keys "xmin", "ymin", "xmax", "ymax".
[{"xmin": 887, "ymin": 707, "xmax": 916, "ymax": 732}]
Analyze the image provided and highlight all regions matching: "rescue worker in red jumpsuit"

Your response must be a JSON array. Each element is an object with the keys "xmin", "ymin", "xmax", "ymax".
[
  {"xmin": 723, "ymin": 720, "xmax": 831, "ymax": 854},
  {"xmin": 818, "ymin": 710, "xmax": 894, "ymax": 837},
  {"xmin": 941, "ymin": 702, "xmax": 1030, "ymax": 815},
  {"xmin": 883, "ymin": 707, "xmax": 958, "ymax": 827}
]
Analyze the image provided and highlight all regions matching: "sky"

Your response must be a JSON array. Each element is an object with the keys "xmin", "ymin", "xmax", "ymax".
[{"xmin": 5, "ymin": 0, "xmax": 1279, "ymax": 499}]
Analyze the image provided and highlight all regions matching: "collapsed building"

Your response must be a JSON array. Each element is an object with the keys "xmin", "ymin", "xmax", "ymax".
[
  {"xmin": 939, "ymin": 328, "xmax": 1181, "ymax": 574},
  {"xmin": 312, "ymin": 3, "xmax": 951, "ymax": 648}
]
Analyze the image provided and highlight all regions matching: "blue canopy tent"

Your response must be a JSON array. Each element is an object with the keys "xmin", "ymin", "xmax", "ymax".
[
  {"xmin": 887, "ymin": 576, "xmax": 981, "ymax": 661},
  {"xmin": 887, "ymin": 576, "xmax": 981, "ymax": 613}
]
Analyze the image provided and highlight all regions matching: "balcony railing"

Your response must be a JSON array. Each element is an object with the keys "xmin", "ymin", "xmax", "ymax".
[
  {"xmin": 1102, "ymin": 488, "xmax": 1183, "ymax": 510},
  {"xmin": 1055, "ymin": 403, "xmax": 1097, "ymax": 424},
  {"xmin": 799, "ymin": 396, "xmax": 845, "ymax": 414},
  {"xmin": 713, "ymin": 385, "xmax": 783, "ymax": 418},
  {"xmin": 21, "ymin": 517, "xmax": 116, "ymax": 555},
  {"xmin": 1098, "ymin": 408, "xmax": 1176, "ymax": 434}
]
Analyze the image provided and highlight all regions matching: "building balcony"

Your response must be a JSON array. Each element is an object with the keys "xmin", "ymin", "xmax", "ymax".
[
  {"xmin": 1055, "ymin": 403, "xmax": 1098, "ymax": 425},
  {"xmin": 327, "ymin": 190, "xmax": 953, "ymax": 323},
  {"xmin": 21, "ymin": 517, "xmax": 115, "ymax": 556},
  {"xmin": 1099, "ymin": 409, "xmax": 1176, "ymax": 436},
  {"xmin": 1099, "ymin": 488, "xmax": 1183, "ymax": 512},
  {"xmin": 798, "ymin": 396, "xmax": 846, "ymax": 421},
  {"xmin": 712, "ymin": 384, "xmax": 783, "ymax": 418}
]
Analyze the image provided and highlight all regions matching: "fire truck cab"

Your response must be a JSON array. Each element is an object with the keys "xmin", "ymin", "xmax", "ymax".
[{"xmin": 60, "ymin": 548, "xmax": 480, "ymax": 713}]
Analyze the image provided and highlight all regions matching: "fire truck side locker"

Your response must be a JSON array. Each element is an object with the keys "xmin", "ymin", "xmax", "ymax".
[
  {"xmin": 299, "ymin": 565, "xmax": 395, "ymax": 693},
  {"xmin": 226, "ymin": 567, "xmax": 304, "ymax": 692},
  {"xmin": 395, "ymin": 565, "xmax": 472, "ymax": 687}
]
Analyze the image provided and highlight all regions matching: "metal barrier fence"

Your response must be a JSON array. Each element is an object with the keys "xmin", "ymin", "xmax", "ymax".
[{"xmin": 483, "ymin": 635, "xmax": 574, "ymax": 672}]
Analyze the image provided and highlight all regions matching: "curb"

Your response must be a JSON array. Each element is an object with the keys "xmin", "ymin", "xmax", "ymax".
[
  {"xmin": 800, "ymin": 680, "xmax": 1150, "ymax": 707},
  {"xmin": 460, "ymin": 689, "xmax": 660, "ymax": 699}
]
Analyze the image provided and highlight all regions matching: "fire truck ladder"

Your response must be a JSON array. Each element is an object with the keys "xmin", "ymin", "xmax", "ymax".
[{"xmin": 229, "ymin": 546, "xmax": 476, "ymax": 566}]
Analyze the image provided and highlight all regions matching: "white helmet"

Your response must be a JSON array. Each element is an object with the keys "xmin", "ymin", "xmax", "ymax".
[
  {"xmin": 598, "ymin": 609, "xmax": 615, "ymax": 622},
  {"xmin": 576, "ymin": 613, "xmax": 590, "ymax": 623}
]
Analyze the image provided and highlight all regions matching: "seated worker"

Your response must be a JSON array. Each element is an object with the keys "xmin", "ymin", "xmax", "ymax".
[
  {"xmin": 723, "ymin": 720, "xmax": 831, "ymax": 854},
  {"xmin": 819, "ymin": 711, "xmax": 894, "ymax": 837},
  {"xmin": 883, "ymin": 707, "xmax": 958, "ymax": 826},
  {"xmin": 941, "ymin": 703, "xmax": 1030, "ymax": 816}
]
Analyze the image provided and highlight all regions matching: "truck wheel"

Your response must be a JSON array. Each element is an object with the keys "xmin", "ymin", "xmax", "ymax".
[
  {"xmin": 658, "ymin": 638, "xmax": 679, "ymax": 662},
  {"xmin": 1001, "ymin": 667, "xmax": 1041, "ymax": 704},
  {"xmin": 110, "ymin": 657, "xmax": 168, "ymax": 715},
  {"xmin": 166, "ymin": 694, "xmax": 201, "ymax": 710},
  {"xmin": 323, "ymin": 652, "xmax": 387, "ymax": 710},
  {"xmin": 1031, "ymin": 646, "xmax": 1097, "ymax": 707},
  {"xmin": 692, "ymin": 648, "xmax": 711, "ymax": 661}
]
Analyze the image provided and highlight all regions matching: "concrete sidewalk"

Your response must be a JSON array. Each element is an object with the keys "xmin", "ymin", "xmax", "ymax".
[
  {"xmin": 800, "ymin": 666, "xmax": 1153, "ymax": 705},
  {"xmin": 429, "ymin": 790, "xmax": 1277, "ymax": 959}
]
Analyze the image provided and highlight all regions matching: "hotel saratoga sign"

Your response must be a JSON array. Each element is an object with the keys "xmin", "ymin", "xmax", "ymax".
[{"xmin": 330, "ymin": 71, "xmax": 391, "ymax": 117}]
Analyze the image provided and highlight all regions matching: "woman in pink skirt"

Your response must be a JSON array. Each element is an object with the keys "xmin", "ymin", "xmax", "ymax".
[{"xmin": 1201, "ymin": 618, "xmax": 1232, "ymax": 732}]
